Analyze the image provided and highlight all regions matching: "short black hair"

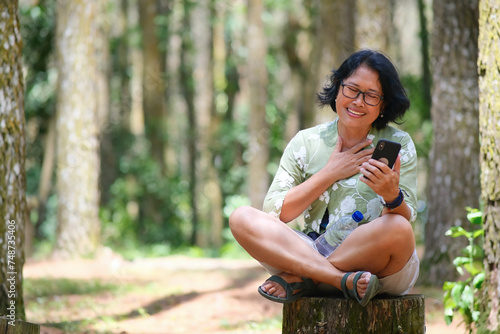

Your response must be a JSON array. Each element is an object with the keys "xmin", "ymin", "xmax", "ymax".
[{"xmin": 317, "ymin": 49, "xmax": 410, "ymax": 130}]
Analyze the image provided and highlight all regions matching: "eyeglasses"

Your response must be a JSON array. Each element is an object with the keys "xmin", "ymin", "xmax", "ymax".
[{"xmin": 341, "ymin": 82, "xmax": 384, "ymax": 106}]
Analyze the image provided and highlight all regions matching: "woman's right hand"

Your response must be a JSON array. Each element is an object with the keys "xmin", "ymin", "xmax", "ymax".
[{"xmin": 321, "ymin": 137, "xmax": 374, "ymax": 184}]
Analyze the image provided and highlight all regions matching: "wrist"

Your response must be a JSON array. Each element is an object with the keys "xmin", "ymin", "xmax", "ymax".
[
  {"xmin": 382, "ymin": 190, "xmax": 400, "ymax": 204},
  {"xmin": 380, "ymin": 188, "xmax": 406, "ymax": 210}
]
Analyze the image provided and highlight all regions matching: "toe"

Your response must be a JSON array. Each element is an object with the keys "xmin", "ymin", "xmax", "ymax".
[{"xmin": 355, "ymin": 272, "xmax": 371, "ymax": 298}]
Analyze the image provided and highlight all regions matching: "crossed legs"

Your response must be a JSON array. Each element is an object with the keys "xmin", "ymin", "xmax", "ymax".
[{"xmin": 229, "ymin": 206, "xmax": 415, "ymax": 299}]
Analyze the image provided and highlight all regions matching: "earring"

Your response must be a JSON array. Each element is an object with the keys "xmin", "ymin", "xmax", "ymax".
[{"xmin": 380, "ymin": 113, "xmax": 384, "ymax": 118}]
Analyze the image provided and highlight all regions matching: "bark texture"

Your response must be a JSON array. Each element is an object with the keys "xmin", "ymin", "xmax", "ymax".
[
  {"xmin": 54, "ymin": 0, "xmax": 101, "ymax": 258},
  {"xmin": 478, "ymin": 0, "xmax": 500, "ymax": 331},
  {"xmin": 283, "ymin": 295, "xmax": 425, "ymax": 334},
  {"xmin": 422, "ymin": 0, "xmax": 480, "ymax": 285},
  {"xmin": 0, "ymin": 0, "xmax": 27, "ymax": 321},
  {"xmin": 0, "ymin": 317, "xmax": 39, "ymax": 333}
]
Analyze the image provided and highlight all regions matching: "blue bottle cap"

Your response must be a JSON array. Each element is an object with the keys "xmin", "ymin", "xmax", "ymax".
[{"xmin": 352, "ymin": 211, "xmax": 363, "ymax": 222}]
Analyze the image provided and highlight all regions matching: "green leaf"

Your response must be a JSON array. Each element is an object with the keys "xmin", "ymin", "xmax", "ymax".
[
  {"xmin": 451, "ymin": 283, "xmax": 465, "ymax": 304},
  {"xmin": 453, "ymin": 256, "xmax": 471, "ymax": 267},
  {"xmin": 443, "ymin": 281, "xmax": 455, "ymax": 291},
  {"xmin": 467, "ymin": 211, "xmax": 483, "ymax": 225},
  {"xmin": 472, "ymin": 229, "xmax": 484, "ymax": 238},
  {"xmin": 444, "ymin": 308, "xmax": 454, "ymax": 325},
  {"xmin": 465, "ymin": 262, "xmax": 485, "ymax": 276},
  {"xmin": 445, "ymin": 226, "xmax": 471, "ymax": 239},
  {"xmin": 472, "ymin": 310, "xmax": 480, "ymax": 322},
  {"xmin": 472, "ymin": 272, "xmax": 485, "ymax": 288},
  {"xmin": 461, "ymin": 285, "xmax": 473, "ymax": 308},
  {"xmin": 463, "ymin": 244, "xmax": 484, "ymax": 258}
]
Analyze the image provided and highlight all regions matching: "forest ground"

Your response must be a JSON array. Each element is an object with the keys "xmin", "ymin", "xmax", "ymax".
[{"xmin": 24, "ymin": 247, "xmax": 466, "ymax": 334}]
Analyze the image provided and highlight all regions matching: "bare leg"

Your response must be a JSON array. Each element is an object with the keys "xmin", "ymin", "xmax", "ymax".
[
  {"xmin": 329, "ymin": 212, "xmax": 415, "ymax": 277},
  {"xmin": 230, "ymin": 206, "xmax": 372, "ymax": 297},
  {"xmin": 229, "ymin": 206, "xmax": 415, "ymax": 299}
]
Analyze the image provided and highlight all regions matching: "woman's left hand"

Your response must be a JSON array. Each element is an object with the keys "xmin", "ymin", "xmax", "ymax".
[{"xmin": 359, "ymin": 155, "xmax": 401, "ymax": 203}]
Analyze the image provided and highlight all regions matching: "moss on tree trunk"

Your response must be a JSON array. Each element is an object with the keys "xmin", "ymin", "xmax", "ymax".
[
  {"xmin": 0, "ymin": 318, "xmax": 39, "ymax": 334},
  {"xmin": 283, "ymin": 295, "xmax": 425, "ymax": 334},
  {"xmin": 478, "ymin": 0, "xmax": 500, "ymax": 331}
]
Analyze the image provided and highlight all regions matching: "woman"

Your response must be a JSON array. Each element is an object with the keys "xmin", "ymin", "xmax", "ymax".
[{"xmin": 229, "ymin": 49, "xmax": 419, "ymax": 306}]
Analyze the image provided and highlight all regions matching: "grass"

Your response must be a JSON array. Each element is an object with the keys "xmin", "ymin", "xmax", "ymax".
[
  {"xmin": 24, "ymin": 278, "xmax": 128, "ymax": 332},
  {"xmin": 24, "ymin": 278, "xmax": 123, "ymax": 297},
  {"xmin": 24, "ymin": 276, "xmax": 188, "ymax": 333}
]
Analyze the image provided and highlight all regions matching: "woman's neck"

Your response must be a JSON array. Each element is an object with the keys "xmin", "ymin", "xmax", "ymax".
[{"xmin": 337, "ymin": 121, "xmax": 371, "ymax": 151}]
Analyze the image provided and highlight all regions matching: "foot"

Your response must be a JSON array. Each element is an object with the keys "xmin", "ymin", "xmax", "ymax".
[
  {"xmin": 260, "ymin": 272, "xmax": 311, "ymax": 298},
  {"xmin": 344, "ymin": 271, "xmax": 371, "ymax": 299}
]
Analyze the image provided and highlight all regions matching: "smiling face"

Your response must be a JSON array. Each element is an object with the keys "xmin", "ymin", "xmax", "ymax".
[{"xmin": 336, "ymin": 64, "xmax": 383, "ymax": 135}]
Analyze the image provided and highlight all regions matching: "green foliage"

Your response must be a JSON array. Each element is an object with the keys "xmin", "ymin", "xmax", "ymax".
[
  {"xmin": 399, "ymin": 74, "xmax": 432, "ymax": 159},
  {"xmin": 20, "ymin": 0, "xmax": 57, "ymax": 199},
  {"xmin": 100, "ymin": 137, "xmax": 190, "ymax": 249},
  {"xmin": 20, "ymin": 0, "xmax": 56, "ymax": 121},
  {"xmin": 443, "ymin": 208, "xmax": 485, "ymax": 333}
]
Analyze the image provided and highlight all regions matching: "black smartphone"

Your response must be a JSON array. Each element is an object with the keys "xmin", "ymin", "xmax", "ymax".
[{"xmin": 371, "ymin": 139, "xmax": 401, "ymax": 169}]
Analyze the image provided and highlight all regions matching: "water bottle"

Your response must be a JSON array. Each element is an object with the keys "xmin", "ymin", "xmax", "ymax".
[{"xmin": 314, "ymin": 211, "xmax": 364, "ymax": 257}]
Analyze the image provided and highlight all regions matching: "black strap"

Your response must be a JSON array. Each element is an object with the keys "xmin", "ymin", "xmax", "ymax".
[{"xmin": 320, "ymin": 208, "xmax": 329, "ymax": 232}]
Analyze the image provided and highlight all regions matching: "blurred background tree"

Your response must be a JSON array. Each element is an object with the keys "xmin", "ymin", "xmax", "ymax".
[
  {"xmin": 53, "ymin": 0, "xmax": 101, "ymax": 259},
  {"xmin": 421, "ymin": 0, "xmax": 480, "ymax": 286}
]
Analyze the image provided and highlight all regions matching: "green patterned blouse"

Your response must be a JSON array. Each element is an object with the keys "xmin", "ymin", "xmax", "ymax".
[{"xmin": 263, "ymin": 118, "xmax": 418, "ymax": 234}]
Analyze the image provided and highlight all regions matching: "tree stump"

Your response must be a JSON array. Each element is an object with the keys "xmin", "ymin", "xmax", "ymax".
[
  {"xmin": 0, "ymin": 317, "xmax": 40, "ymax": 334},
  {"xmin": 283, "ymin": 294, "xmax": 425, "ymax": 334}
]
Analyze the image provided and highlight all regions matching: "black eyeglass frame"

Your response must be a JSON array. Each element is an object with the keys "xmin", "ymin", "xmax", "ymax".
[{"xmin": 340, "ymin": 82, "xmax": 384, "ymax": 107}]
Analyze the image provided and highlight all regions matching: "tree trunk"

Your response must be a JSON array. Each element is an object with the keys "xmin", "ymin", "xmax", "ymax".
[
  {"xmin": 34, "ymin": 117, "xmax": 56, "ymax": 239},
  {"xmin": 417, "ymin": 0, "xmax": 432, "ymax": 119},
  {"xmin": 247, "ymin": 0, "xmax": 270, "ymax": 209},
  {"xmin": 138, "ymin": 0, "xmax": 167, "ymax": 229},
  {"xmin": 0, "ymin": 0, "xmax": 27, "ymax": 320},
  {"xmin": 478, "ymin": 0, "xmax": 500, "ymax": 330},
  {"xmin": 179, "ymin": 0, "xmax": 199, "ymax": 245},
  {"xmin": 283, "ymin": 1, "xmax": 355, "ymax": 131},
  {"xmin": 0, "ymin": 317, "xmax": 39, "ymax": 334},
  {"xmin": 355, "ymin": 0, "xmax": 391, "ymax": 52},
  {"xmin": 139, "ymin": 0, "xmax": 167, "ymax": 175},
  {"xmin": 422, "ymin": 0, "xmax": 480, "ymax": 286},
  {"xmin": 283, "ymin": 295, "xmax": 425, "ymax": 334},
  {"xmin": 54, "ymin": 0, "xmax": 101, "ymax": 258},
  {"xmin": 96, "ymin": 0, "xmax": 114, "ymax": 207},
  {"xmin": 191, "ymin": 1, "xmax": 224, "ymax": 248},
  {"xmin": 116, "ymin": 0, "xmax": 132, "ymax": 131},
  {"xmin": 313, "ymin": 0, "xmax": 356, "ymax": 125}
]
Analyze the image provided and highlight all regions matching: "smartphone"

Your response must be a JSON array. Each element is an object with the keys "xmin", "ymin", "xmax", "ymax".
[{"xmin": 371, "ymin": 139, "xmax": 401, "ymax": 169}]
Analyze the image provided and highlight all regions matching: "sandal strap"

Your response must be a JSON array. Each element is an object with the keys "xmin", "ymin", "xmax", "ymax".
[
  {"xmin": 341, "ymin": 271, "xmax": 365, "ymax": 302},
  {"xmin": 341, "ymin": 272, "xmax": 353, "ymax": 299},
  {"xmin": 351, "ymin": 272, "xmax": 365, "ymax": 302},
  {"xmin": 266, "ymin": 275, "xmax": 317, "ymax": 299},
  {"xmin": 266, "ymin": 275, "xmax": 294, "ymax": 298}
]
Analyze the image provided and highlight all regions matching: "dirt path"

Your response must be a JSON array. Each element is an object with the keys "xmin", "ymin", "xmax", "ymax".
[{"xmin": 23, "ymin": 253, "xmax": 464, "ymax": 334}]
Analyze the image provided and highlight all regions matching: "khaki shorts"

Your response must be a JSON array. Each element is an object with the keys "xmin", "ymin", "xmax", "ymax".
[{"xmin": 259, "ymin": 230, "xmax": 419, "ymax": 296}]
